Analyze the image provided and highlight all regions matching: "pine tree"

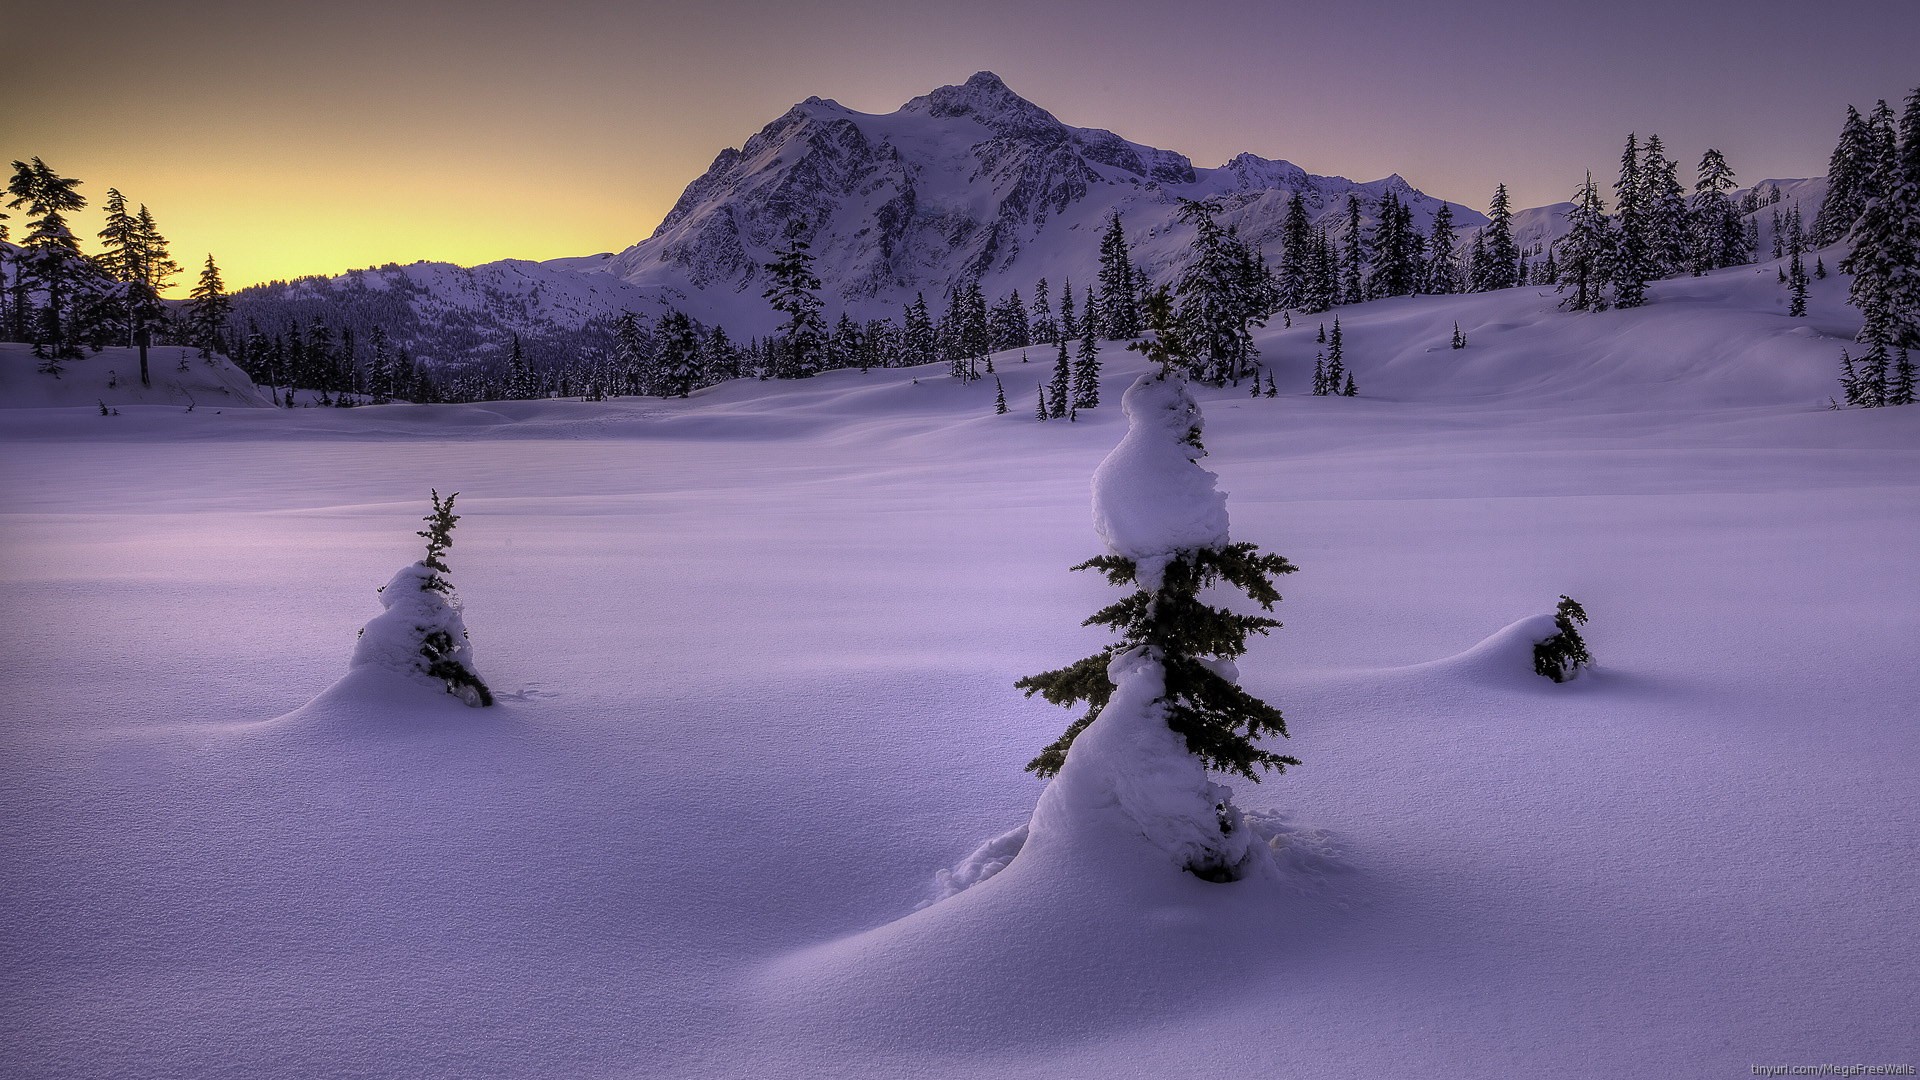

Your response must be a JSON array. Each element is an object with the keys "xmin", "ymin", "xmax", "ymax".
[
  {"xmin": 1612, "ymin": 135, "xmax": 1658, "ymax": 307},
  {"xmin": 1173, "ymin": 199, "xmax": 1267, "ymax": 385},
  {"xmin": 1072, "ymin": 322, "xmax": 1101, "ymax": 409},
  {"xmin": 1341, "ymin": 372, "xmax": 1357, "ymax": 397},
  {"xmin": 184, "ymin": 255, "xmax": 231, "ymax": 358},
  {"xmin": 1341, "ymin": 193, "xmax": 1367, "ymax": 304},
  {"xmin": 1787, "ymin": 211, "xmax": 1810, "ymax": 318},
  {"xmin": 1098, "ymin": 213, "xmax": 1140, "ymax": 338},
  {"xmin": 1451, "ymin": 322, "xmax": 1466, "ymax": 349},
  {"xmin": 1889, "ymin": 349, "xmax": 1916, "ymax": 406},
  {"xmin": 1278, "ymin": 193, "xmax": 1314, "ymax": 309},
  {"xmin": 1030, "ymin": 277, "xmax": 1059, "ymax": 345},
  {"xmin": 1035, "ymin": 386, "xmax": 1049, "ymax": 421},
  {"xmin": 1018, "ymin": 288, "xmax": 1301, "ymax": 868},
  {"xmin": 1059, "ymin": 276, "xmax": 1077, "ymax": 344},
  {"xmin": 6, "ymin": 157, "xmax": 99, "ymax": 362},
  {"xmin": 1532, "ymin": 596, "xmax": 1593, "ymax": 682},
  {"xmin": 1049, "ymin": 337, "xmax": 1072, "ymax": 418},
  {"xmin": 1473, "ymin": 183, "xmax": 1520, "ymax": 291},
  {"xmin": 1325, "ymin": 317, "xmax": 1346, "ymax": 391},
  {"xmin": 995, "ymin": 376, "xmax": 1008, "ymax": 413},
  {"xmin": 762, "ymin": 220, "xmax": 826, "ymax": 378},
  {"xmin": 902, "ymin": 293, "xmax": 937, "ymax": 367},
  {"xmin": 1640, "ymin": 135, "xmax": 1690, "ymax": 275},
  {"xmin": 1557, "ymin": 173, "xmax": 1614, "ymax": 312},
  {"xmin": 653, "ymin": 310, "xmax": 701, "ymax": 397},
  {"xmin": 1840, "ymin": 86, "xmax": 1920, "ymax": 348},
  {"xmin": 1312, "ymin": 354, "xmax": 1328, "ymax": 396},
  {"xmin": 1611, "ymin": 134, "xmax": 1652, "ymax": 309},
  {"xmin": 1264, "ymin": 370, "xmax": 1277, "ymax": 398},
  {"xmin": 1426, "ymin": 201, "xmax": 1458, "ymax": 294}
]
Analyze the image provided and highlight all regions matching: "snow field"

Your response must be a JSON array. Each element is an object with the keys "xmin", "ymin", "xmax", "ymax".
[{"xmin": 1, "ymin": 260, "xmax": 1915, "ymax": 1078}]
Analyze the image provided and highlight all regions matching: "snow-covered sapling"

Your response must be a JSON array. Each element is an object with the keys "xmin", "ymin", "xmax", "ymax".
[
  {"xmin": 1532, "ymin": 595, "xmax": 1593, "ymax": 682},
  {"xmin": 1017, "ymin": 290, "xmax": 1300, "ymax": 881},
  {"xmin": 351, "ymin": 490, "xmax": 493, "ymax": 706}
]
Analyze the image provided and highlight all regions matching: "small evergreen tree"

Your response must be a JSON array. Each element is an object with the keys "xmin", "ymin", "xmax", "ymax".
[
  {"xmin": 350, "ymin": 491, "xmax": 493, "ymax": 707},
  {"xmin": 1018, "ymin": 287, "xmax": 1302, "ymax": 878},
  {"xmin": 995, "ymin": 376, "xmax": 1008, "ymax": 414},
  {"xmin": 1532, "ymin": 596, "xmax": 1593, "ymax": 683},
  {"xmin": 1035, "ymin": 386, "xmax": 1049, "ymax": 421}
]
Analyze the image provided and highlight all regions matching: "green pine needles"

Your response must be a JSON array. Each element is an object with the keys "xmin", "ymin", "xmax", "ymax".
[
  {"xmin": 1533, "ymin": 595, "xmax": 1593, "ymax": 683},
  {"xmin": 1016, "ymin": 540, "xmax": 1300, "ymax": 781},
  {"xmin": 415, "ymin": 490, "xmax": 492, "ymax": 706},
  {"xmin": 420, "ymin": 489, "xmax": 459, "ymax": 581}
]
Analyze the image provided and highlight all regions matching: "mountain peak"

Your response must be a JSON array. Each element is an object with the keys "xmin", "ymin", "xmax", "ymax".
[{"xmin": 901, "ymin": 71, "xmax": 1059, "ymax": 134}]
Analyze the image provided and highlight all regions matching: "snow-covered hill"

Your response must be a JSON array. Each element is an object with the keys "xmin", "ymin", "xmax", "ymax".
[{"xmin": 0, "ymin": 343, "xmax": 273, "ymax": 411}]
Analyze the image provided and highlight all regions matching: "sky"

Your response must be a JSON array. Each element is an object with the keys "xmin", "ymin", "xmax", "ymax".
[{"xmin": 5, "ymin": 0, "xmax": 1915, "ymax": 294}]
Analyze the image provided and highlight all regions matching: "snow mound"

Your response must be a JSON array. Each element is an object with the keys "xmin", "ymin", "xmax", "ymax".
[
  {"xmin": 1397, "ymin": 613, "xmax": 1592, "ymax": 690},
  {"xmin": 347, "ymin": 562, "xmax": 490, "ymax": 707},
  {"xmin": 1090, "ymin": 373, "xmax": 1228, "ymax": 577}
]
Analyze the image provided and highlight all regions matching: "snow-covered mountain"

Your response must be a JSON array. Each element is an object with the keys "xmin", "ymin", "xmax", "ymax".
[
  {"xmin": 587, "ymin": 71, "xmax": 1484, "ymax": 332},
  {"xmin": 233, "ymin": 72, "xmax": 1485, "ymax": 354}
]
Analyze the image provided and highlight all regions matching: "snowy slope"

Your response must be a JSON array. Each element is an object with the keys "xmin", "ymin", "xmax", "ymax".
[
  {"xmin": 2, "ymin": 263, "xmax": 1914, "ymax": 1080},
  {"xmin": 0, "ymin": 343, "xmax": 273, "ymax": 410}
]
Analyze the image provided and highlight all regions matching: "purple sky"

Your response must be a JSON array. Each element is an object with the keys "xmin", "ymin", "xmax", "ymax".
[{"xmin": 6, "ymin": 0, "xmax": 1914, "ymax": 289}]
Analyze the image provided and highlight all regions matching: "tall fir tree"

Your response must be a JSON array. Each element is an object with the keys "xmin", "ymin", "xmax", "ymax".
[
  {"xmin": 1173, "ymin": 198, "xmax": 1267, "ymax": 385},
  {"xmin": 1556, "ymin": 173, "xmax": 1614, "ymax": 312},
  {"xmin": 6, "ymin": 157, "xmax": 100, "ymax": 362},
  {"xmin": 1426, "ymin": 200, "xmax": 1458, "ymax": 294},
  {"xmin": 1640, "ymin": 135, "xmax": 1690, "ymax": 275},
  {"xmin": 1690, "ymin": 148, "xmax": 1746, "ymax": 274},
  {"xmin": 1814, "ymin": 105, "xmax": 1877, "ymax": 246},
  {"xmin": 1278, "ymin": 192, "xmax": 1314, "ymax": 309},
  {"xmin": 1072, "ymin": 318, "xmax": 1102, "ymax": 409},
  {"xmin": 1098, "ymin": 213, "xmax": 1140, "ymax": 338},
  {"xmin": 1611, "ymin": 134, "xmax": 1652, "ymax": 308},
  {"xmin": 1030, "ymin": 277, "xmax": 1059, "ymax": 345},
  {"xmin": 902, "ymin": 293, "xmax": 937, "ymax": 367},
  {"xmin": 1473, "ymin": 183, "xmax": 1520, "ymax": 291},
  {"xmin": 1340, "ymin": 193, "xmax": 1367, "ymax": 304},
  {"xmin": 184, "ymin": 255, "xmax": 231, "ymax": 358},
  {"xmin": 1840, "ymin": 86, "xmax": 1920, "ymax": 348},
  {"xmin": 761, "ymin": 220, "xmax": 826, "ymax": 378},
  {"xmin": 1049, "ymin": 336, "xmax": 1072, "ymax": 418}
]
